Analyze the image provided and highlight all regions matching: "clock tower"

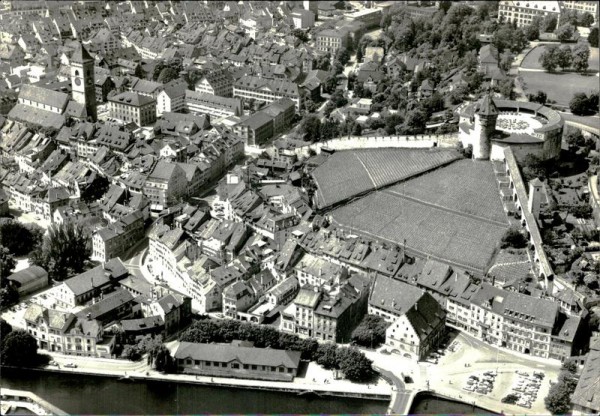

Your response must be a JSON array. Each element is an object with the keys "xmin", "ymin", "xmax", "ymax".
[{"xmin": 71, "ymin": 42, "xmax": 97, "ymax": 122}]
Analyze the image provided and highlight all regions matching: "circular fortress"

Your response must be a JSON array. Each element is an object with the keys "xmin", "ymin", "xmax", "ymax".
[{"xmin": 459, "ymin": 96, "xmax": 563, "ymax": 162}]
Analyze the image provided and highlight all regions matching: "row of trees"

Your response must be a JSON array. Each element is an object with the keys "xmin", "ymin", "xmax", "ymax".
[
  {"xmin": 539, "ymin": 43, "xmax": 590, "ymax": 73},
  {"xmin": 180, "ymin": 318, "xmax": 376, "ymax": 382},
  {"xmin": 121, "ymin": 334, "xmax": 175, "ymax": 373}
]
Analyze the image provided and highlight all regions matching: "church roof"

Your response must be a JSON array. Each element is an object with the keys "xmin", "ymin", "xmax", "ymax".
[
  {"xmin": 71, "ymin": 43, "xmax": 94, "ymax": 64},
  {"xmin": 478, "ymin": 93, "xmax": 498, "ymax": 116}
]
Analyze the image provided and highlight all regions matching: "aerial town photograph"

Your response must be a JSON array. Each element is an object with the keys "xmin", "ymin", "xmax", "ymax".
[{"xmin": 0, "ymin": 0, "xmax": 598, "ymax": 414}]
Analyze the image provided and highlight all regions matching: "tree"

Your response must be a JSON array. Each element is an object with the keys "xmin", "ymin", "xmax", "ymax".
[
  {"xmin": 579, "ymin": 12, "xmax": 595, "ymax": 28},
  {"xmin": 0, "ymin": 220, "xmax": 44, "ymax": 257},
  {"xmin": 320, "ymin": 120, "xmax": 339, "ymax": 140},
  {"xmin": 335, "ymin": 47, "xmax": 350, "ymax": 66},
  {"xmin": 384, "ymin": 114, "xmax": 403, "ymax": 135},
  {"xmin": 0, "ymin": 330, "xmax": 40, "ymax": 367},
  {"xmin": 352, "ymin": 123, "xmax": 363, "ymax": 136},
  {"xmin": 523, "ymin": 23, "xmax": 540, "ymax": 41},
  {"xmin": 522, "ymin": 153, "xmax": 549, "ymax": 181},
  {"xmin": 31, "ymin": 222, "xmax": 91, "ymax": 281},
  {"xmin": 351, "ymin": 315, "xmax": 389, "ymax": 348},
  {"xmin": 315, "ymin": 343, "xmax": 339, "ymax": 369},
  {"xmin": 300, "ymin": 115, "xmax": 322, "ymax": 142},
  {"xmin": 153, "ymin": 345, "xmax": 175, "ymax": 373},
  {"xmin": 315, "ymin": 55, "xmax": 331, "ymax": 71},
  {"xmin": 336, "ymin": 346, "xmax": 376, "ymax": 382},
  {"xmin": 403, "ymin": 108, "xmax": 428, "ymax": 135},
  {"xmin": 589, "ymin": 27, "xmax": 599, "ymax": 48},
  {"xmin": 545, "ymin": 364, "xmax": 578, "ymax": 415},
  {"xmin": 157, "ymin": 67, "xmax": 179, "ymax": 84},
  {"xmin": 569, "ymin": 204, "xmax": 593, "ymax": 219},
  {"xmin": 542, "ymin": 15, "xmax": 557, "ymax": 32},
  {"xmin": 80, "ymin": 175, "xmax": 110, "ymax": 204},
  {"xmin": 292, "ymin": 29, "xmax": 309, "ymax": 43},
  {"xmin": 557, "ymin": 45, "xmax": 572, "ymax": 70},
  {"xmin": 501, "ymin": 227, "xmax": 528, "ymax": 249},
  {"xmin": 0, "ymin": 285, "xmax": 19, "ymax": 309},
  {"xmin": 0, "ymin": 318, "xmax": 11, "ymax": 338},
  {"xmin": 528, "ymin": 90, "xmax": 547, "ymax": 105},
  {"xmin": 555, "ymin": 24, "xmax": 575, "ymax": 43},
  {"xmin": 539, "ymin": 45, "xmax": 560, "ymax": 72},
  {"xmin": 571, "ymin": 43, "xmax": 590, "ymax": 73},
  {"xmin": 0, "ymin": 245, "xmax": 16, "ymax": 280},
  {"xmin": 570, "ymin": 92, "xmax": 595, "ymax": 116},
  {"xmin": 331, "ymin": 89, "xmax": 348, "ymax": 108}
]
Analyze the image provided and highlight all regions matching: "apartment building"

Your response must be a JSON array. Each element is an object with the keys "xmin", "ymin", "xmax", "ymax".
[
  {"xmin": 108, "ymin": 91, "xmax": 157, "ymax": 126},
  {"xmin": 233, "ymin": 76, "xmax": 301, "ymax": 110},
  {"xmin": 143, "ymin": 161, "xmax": 188, "ymax": 211},
  {"xmin": 498, "ymin": 1, "xmax": 562, "ymax": 28},
  {"xmin": 315, "ymin": 29, "xmax": 348, "ymax": 56},
  {"xmin": 185, "ymin": 90, "xmax": 242, "ymax": 118},
  {"xmin": 194, "ymin": 69, "xmax": 234, "ymax": 97},
  {"xmin": 92, "ymin": 210, "xmax": 144, "ymax": 262}
]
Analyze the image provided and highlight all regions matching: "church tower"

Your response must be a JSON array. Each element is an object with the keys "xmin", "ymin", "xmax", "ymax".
[
  {"xmin": 71, "ymin": 42, "xmax": 97, "ymax": 122},
  {"xmin": 472, "ymin": 93, "xmax": 498, "ymax": 160}
]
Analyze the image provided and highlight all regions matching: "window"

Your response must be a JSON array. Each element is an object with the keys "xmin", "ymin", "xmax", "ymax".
[{"xmin": 232, "ymin": 363, "xmax": 239, "ymax": 369}]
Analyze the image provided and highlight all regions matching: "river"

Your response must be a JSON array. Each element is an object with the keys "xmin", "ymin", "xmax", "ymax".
[
  {"xmin": 1, "ymin": 368, "xmax": 388, "ymax": 414},
  {"xmin": 410, "ymin": 392, "xmax": 499, "ymax": 414}
]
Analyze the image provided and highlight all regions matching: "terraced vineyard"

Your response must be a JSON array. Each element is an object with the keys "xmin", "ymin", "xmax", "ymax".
[
  {"xmin": 387, "ymin": 159, "xmax": 508, "ymax": 224},
  {"xmin": 312, "ymin": 148, "xmax": 460, "ymax": 209},
  {"xmin": 331, "ymin": 176, "xmax": 509, "ymax": 273}
]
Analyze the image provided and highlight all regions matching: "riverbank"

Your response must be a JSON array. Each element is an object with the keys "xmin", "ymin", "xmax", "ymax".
[
  {"xmin": 5, "ymin": 349, "xmax": 392, "ymax": 403},
  {"xmin": 1, "ymin": 367, "xmax": 388, "ymax": 415}
]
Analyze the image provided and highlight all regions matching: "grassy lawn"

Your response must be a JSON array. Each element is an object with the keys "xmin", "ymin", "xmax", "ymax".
[
  {"xmin": 521, "ymin": 44, "xmax": 599, "ymax": 71},
  {"xmin": 520, "ymin": 71, "xmax": 599, "ymax": 107}
]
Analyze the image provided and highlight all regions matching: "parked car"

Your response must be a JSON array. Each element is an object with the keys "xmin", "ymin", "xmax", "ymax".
[
  {"xmin": 48, "ymin": 361, "xmax": 59, "ymax": 367},
  {"xmin": 64, "ymin": 362, "xmax": 77, "ymax": 368}
]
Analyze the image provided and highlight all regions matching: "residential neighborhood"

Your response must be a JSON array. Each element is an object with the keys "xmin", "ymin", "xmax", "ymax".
[{"xmin": 0, "ymin": 0, "xmax": 599, "ymax": 415}]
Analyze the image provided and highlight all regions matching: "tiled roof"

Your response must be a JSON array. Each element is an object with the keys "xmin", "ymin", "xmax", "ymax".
[
  {"xmin": 175, "ymin": 342, "xmax": 302, "ymax": 369},
  {"xmin": 19, "ymin": 84, "xmax": 69, "ymax": 109},
  {"xmin": 369, "ymin": 275, "xmax": 425, "ymax": 316},
  {"xmin": 109, "ymin": 91, "xmax": 156, "ymax": 107}
]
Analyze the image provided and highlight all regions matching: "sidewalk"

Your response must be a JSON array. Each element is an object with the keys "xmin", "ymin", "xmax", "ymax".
[{"xmin": 40, "ymin": 350, "xmax": 392, "ymax": 401}]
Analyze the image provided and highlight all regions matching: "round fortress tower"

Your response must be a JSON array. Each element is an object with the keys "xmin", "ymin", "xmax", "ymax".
[{"xmin": 472, "ymin": 93, "xmax": 498, "ymax": 160}]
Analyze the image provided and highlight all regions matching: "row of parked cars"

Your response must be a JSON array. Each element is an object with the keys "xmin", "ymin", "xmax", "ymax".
[
  {"xmin": 502, "ymin": 371, "xmax": 545, "ymax": 409},
  {"xmin": 463, "ymin": 371, "xmax": 497, "ymax": 395}
]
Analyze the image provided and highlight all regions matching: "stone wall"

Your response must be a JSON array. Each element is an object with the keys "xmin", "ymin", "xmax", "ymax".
[{"xmin": 293, "ymin": 133, "xmax": 460, "ymax": 158}]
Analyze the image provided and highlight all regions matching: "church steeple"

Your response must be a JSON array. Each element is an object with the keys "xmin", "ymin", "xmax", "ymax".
[{"xmin": 71, "ymin": 42, "xmax": 97, "ymax": 122}]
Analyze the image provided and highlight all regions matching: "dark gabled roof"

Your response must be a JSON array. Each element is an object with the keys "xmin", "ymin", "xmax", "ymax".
[
  {"xmin": 76, "ymin": 288, "xmax": 134, "ymax": 321},
  {"xmin": 71, "ymin": 42, "xmax": 94, "ymax": 64},
  {"xmin": 478, "ymin": 93, "xmax": 498, "ymax": 116}
]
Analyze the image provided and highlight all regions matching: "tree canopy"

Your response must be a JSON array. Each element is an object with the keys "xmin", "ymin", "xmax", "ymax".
[
  {"xmin": 30, "ymin": 222, "xmax": 91, "ymax": 282},
  {"xmin": 0, "ymin": 220, "xmax": 44, "ymax": 257},
  {"xmin": 1, "ymin": 329, "xmax": 45, "ymax": 367}
]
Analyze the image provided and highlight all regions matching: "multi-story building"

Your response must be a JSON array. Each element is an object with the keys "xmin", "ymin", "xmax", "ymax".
[
  {"xmin": 315, "ymin": 29, "xmax": 348, "ymax": 56},
  {"xmin": 291, "ymin": 9, "xmax": 315, "ymax": 29},
  {"xmin": 92, "ymin": 210, "xmax": 144, "ymax": 262},
  {"xmin": 52, "ymin": 259, "xmax": 130, "ymax": 308},
  {"xmin": 498, "ymin": 1, "xmax": 562, "ymax": 28},
  {"xmin": 156, "ymin": 83, "xmax": 187, "ymax": 117},
  {"xmin": 280, "ymin": 273, "xmax": 370, "ymax": 343},
  {"xmin": 23, "ymin": 304, "xmax": 114, "ymax": 357},
  {"xmin": 143, "ymin": 161, "xmax": 188, "ymax": 211},
  {"xmin": 233, "ymin": 112, "xmax": 273, "ymax": 147},
  {"xmin": 294, "ymin": 253, "xmax": 348, "ymax": 288},
  {"xmin": 385, "ymin": 292, "xmax": 446, "ymax": 361},
  {"xmin": 222, "ymin": 281, "xmax": 256, "ymax": 319},
  {"xmin": 185, "ymin": 91, "xmax": 242, "ymax": 118},
  {"xmin": 194, "ymin": 69, "xmax": 234, "ymax": 97},
  {"xmin": 108, "ymin": 91, "xmax": 156, "ymax": 126},
  {"xmin": 561, "ymin": 1, "xmax": 597, "ymax": 19},
  {"xmin": 233, "ymin": 76, "xmax": 301, "ymax": 110}
]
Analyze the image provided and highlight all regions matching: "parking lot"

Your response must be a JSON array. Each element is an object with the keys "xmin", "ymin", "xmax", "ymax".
[{"xmin": 428, "ymin": 332, "xmax": 560, "ymax": 414}]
